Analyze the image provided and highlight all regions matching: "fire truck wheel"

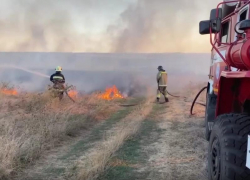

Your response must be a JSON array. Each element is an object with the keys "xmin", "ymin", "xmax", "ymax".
[{"xmin": 208, "ymin": 114, "xmax": 250, "ymax": 180}]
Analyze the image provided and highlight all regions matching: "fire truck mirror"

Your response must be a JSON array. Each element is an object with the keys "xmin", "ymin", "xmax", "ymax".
[
  {"xmin": 211, "ymin": 19, "xmax": 221, "ymax": 33},
  {"xmin": 199, "ymin": 20, "xmax": 211, "ymax": 35},
  {"xmin": 210, "ymin": 8, "xmax": 222, "ymax": 20},
  {"xmin": 199, "ymin": 20, "xmax": 221, "ymax": 35}
]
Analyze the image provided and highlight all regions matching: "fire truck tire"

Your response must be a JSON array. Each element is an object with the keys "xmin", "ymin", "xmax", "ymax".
[{"xmin": 208, "ymin": 113, "xmax": 250, "ymax": 180}]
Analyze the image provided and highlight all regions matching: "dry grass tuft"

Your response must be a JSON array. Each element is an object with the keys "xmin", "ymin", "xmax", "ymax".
[
  {"xmin": 0, "ymin": 84, "xmax": 120, "ymax": 179},
  {"xmin": 73, "ymin": 98, "xmax": 153, "ymax": 180}
]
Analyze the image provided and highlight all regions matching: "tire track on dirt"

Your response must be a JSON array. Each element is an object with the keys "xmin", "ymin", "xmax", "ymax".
[
  {"xmin": 97, "ymin": 101, "xmax": 167, "ymax": 180},
  {"xmin": 71, "ymin": 98, "xmax": 153, "ymax": 180},
  {"xmin": 14, "ymin": 98, "xmax": 141, "ymax": 180},
  {"xmin": 145, "ymin": 98, "xmax": 208, "ymax": 180},
  {"xmin": 95, "ymin": 97, "xmax": 208, "ymax": 180}
]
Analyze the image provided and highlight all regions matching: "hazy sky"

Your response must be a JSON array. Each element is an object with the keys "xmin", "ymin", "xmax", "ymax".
[{"xmin": 0, "ymin": 0, "xmax": 220, "ymax": 53}]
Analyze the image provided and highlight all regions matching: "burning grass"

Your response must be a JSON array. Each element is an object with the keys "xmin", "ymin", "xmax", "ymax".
[
  {"xmin": 98, "ymin": 85, "xmax": 124, "ymax": 100},
  {"xmin": 0, "ymin": 82, "xmax": 18, "ymax": 96},
  {"xmin": 0, "ymin": 83, "xmax": 121, "ymax": 179}
]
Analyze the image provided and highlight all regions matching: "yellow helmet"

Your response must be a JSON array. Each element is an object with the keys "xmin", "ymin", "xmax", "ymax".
[{"xmin": 55, "ymin": 66, "xmax": 62, "ymax": 72}]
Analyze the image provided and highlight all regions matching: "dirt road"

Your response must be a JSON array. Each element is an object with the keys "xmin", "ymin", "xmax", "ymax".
[
  {"xmin": 14, "ymin": 96, "xmax": 208, "ymax": 180},
  {"xmin": 143, "ymin": 98, "xmax": 208, "ymax": 180},
  {"xmin": 100, "ymin": 97, "xmax": 208, "ymax": 180}
]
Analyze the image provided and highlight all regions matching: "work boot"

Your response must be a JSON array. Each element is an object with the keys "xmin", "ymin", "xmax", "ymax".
[{"xmin": 165, "ymin": 97, "xmax": 169, "ymax": 102}]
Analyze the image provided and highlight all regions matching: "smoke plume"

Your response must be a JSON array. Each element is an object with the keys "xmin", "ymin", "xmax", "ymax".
[
  {"xmin": 0, "ymin": 0, "xmax": 217, "ymax": 94},
  {"xmin": 0, "ymin": 0, "xmax": 219, "ymax": 53},
  {"xmin": 108, "ymin": 0, "xmax": 221, "ymax": 53}
]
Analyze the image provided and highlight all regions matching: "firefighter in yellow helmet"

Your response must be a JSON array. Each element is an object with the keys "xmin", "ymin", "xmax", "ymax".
[
  {"xmin": 50, "ymin": 66, "xmax": 65, "ymax": 100},
  {"xmin": 156, "ymin": 66, "xmax": 169, "ymax": 103},
  {"xmin": 50, "ymin": 66, "xmax": 65, "ymax": 83}
]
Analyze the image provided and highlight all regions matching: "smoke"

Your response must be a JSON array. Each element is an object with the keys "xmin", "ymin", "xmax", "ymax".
[
  {"xmin": 108, "ymin": 0, "xmax": 220, "ymax": 53},
  {"xmin": 0, "ymin": 0, "xmax": 219, "ymax": 53},
  {"xmin": 0, "ymin": 0, "xmax": 119, "ymax": 52},
  {"xmin": 0, "ymin": 53, "xmax": 210, "ymax": 95},
  {"xmin": 0, "ymin": 0, "xmax": 216, "ymax": 94}
]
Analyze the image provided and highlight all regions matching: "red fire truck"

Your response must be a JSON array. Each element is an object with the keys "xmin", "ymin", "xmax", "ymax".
[{"xmin": 199, "ymin": 0, "xmax": 250, "ymax": 179}]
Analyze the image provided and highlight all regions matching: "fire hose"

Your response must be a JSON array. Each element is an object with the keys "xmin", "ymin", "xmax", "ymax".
[
  {"xmin": 165, "ymin": 89, "xmax": 183, "ymax": 98},
  {"xmin": 165, "ymin": 89, "xmax": 206, "ymax": 108},
  {"xmin": 159, "ymin": 88, "xmax": 207, "ymax": 115},
  {"xmin": 55, "ymin": 81, "xmax": 207, "ymax": 112},
  {"xmin": 119, "ymin": 87, "xmax": 207, "ymax": 111},
  {"xmin": 119, "ymin": 104, "xmax": 138, "ymax": 107},
  {"xmin": 190, "ymin": 86, "xmax": 207, "ymax": 115}
]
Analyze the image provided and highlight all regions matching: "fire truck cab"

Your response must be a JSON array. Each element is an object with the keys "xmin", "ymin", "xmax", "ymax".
[{"xmin": 199, "ymin": 0, "xmax": 250, "ymax": 179}]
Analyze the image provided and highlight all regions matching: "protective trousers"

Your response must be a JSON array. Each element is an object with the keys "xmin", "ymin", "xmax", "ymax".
[
  {"xmin": 157, "ymin": 86, "xmax": 168, "ymax": 98},
  {"xmin": 53, "ymin": 83, "xmax": 65, "ymax": 100}
]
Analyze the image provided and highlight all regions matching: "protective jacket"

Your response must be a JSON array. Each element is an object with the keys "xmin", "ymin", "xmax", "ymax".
[
  {"xmin": 50, "ymin": 72, "xmax": 65, "ymax": 82},
  {"xmin": 157, "ymin": 70, "xmax": 167, "ymax": 87}
]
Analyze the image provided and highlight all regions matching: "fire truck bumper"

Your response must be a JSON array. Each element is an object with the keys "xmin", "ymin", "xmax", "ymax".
[{"xmin": 247, "ymin": 135, "xmax": 250, "ymax": 169}]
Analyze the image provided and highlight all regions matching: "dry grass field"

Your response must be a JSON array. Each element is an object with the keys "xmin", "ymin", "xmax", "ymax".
[{"xmin": 0, "ymin": 82, "xmax": 208, "ymax": 180}]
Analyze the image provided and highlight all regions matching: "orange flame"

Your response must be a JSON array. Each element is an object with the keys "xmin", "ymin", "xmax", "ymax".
[
  {"xmin": 0, "ymin": 88, "xmax": 18, "ymax": 95},
  {"xmin": 68, "ymin": 90, "xmax": 78, "ymax": 98},
  {"xmin": 98, "ymin": 85, "xmax": 124, "ymax": 100}
]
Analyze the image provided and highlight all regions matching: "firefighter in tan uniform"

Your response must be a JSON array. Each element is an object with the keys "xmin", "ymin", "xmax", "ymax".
[{"xmin": 156, "ymin": 66, "xmax": 169, "ymax": 102}]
